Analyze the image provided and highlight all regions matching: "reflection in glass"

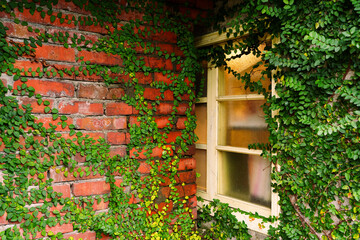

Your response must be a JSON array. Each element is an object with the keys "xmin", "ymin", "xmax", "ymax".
[
  {"xmin": 219, "ymin": 44, "xmax": 270, "ymax": 96},
  {"xmin": 194, "ymin": 149, "xmax": 207, "ymax": 191},
  {"xmin": 218, "ymin": 152, "xmax": 271, "ymax": 207},
  {"xmin": 195, "ymin": 103, "xmax": 207, "ymax": 144},
  {"xmin": 218, "ymin": 100, "xmax": 269, "ymax": 148}
]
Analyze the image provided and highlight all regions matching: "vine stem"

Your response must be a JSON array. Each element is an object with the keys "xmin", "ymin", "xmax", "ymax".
[{"xmin": 289, "ymin": 195, "xmax": 332, "ymax": 240}]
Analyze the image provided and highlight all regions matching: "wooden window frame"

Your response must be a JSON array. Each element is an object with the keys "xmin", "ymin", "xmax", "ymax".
[{"xmin": 194, "ymin": 31, "xmax": 280, "ymax": 234}]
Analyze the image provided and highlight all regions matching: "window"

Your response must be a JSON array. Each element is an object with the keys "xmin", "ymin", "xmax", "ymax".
[{"xmin": 194, "ymin": 32, "xmax": 279, "ymax": 234}]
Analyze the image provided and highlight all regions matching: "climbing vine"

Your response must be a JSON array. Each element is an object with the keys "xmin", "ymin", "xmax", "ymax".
[
  {"xmin": 198, "ymin": 0, "xmax": 360, "ymax": 239},
  {"xmin": 0, "ymin": 0, "xmax": 205, "ymax": 239}
]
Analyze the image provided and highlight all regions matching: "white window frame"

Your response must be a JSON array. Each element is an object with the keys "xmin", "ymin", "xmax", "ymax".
[{"xmin": 194, "ymin": 31, "xmax": 280, "ymax": 234}]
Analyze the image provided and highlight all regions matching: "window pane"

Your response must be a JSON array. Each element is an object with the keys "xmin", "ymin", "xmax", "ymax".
[
  {"xmin": 195, "ymin": 103, "xmax": 207, "ymax": 144},
  {"xmin": 219, "ymin": 44, "xmax": 270, "ymax": 96},
  {"xmin": 194, "ymin": 149, "xmax": 207, "ymax": 191},
  {"xmin": 218, "ymin": 100, "xmax": 269, "ymax": 148},
  {"xmin": 218, "ymin": 152, "xmax": 271, "ymax": 207}
]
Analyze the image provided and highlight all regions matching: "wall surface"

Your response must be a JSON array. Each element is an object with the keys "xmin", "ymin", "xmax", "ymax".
[{"xmin": 0, "ymin": 0, "xmax": 212, "ymax": 239}]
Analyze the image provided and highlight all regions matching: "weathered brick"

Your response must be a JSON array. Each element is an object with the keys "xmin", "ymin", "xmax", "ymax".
[
  {"xmin": 107, "ymin": 132, "xmax": 126, "ymax": 145},
  {"xmin": 72, "ymin": 179, "xmax": 122, "ymax": 196},
  {"xmin": 36, "ymin": 44, "xmax": 76, "ymax": 62},
  {"xmin": 156, "ymin": 103, "xmax": 173, "ymax": 114},
  {"xmin": 78, "ymin": 51, "xmax": 122, "ymax": 66},
  {"xmin": 164, "ymin": 131, "xmax": 182, "ymax": 143},
  {"xmin": 106, "ymin": 102, "xmax": 133, "ymax": 115},
  {"xmin": 178, "ymin": 170, "xmax": 196, "ymax": 184},
  {"xmin": 63, "ymin": 231, "xmax": 97, "ymax": 240},
  {"xmin": 143, "ymin": 88, "xmax": 173, "ymax": 101},
  {"xmin": 14, "ymin": 79, "xmax": 74, "ymax": 97},
  {"xmin": 13, "ymin": 60, "xmax": 43, "ymax": 76},
  {"xmin": 78, "ymin": 84, "xmax": 108, "ymax": 99},
  {"xmin": 55, "ymin": 0, "xmax": 91, "ymax": 14},
  {"xmin": 176, "ymin": 117, "xmax": 187, "ymax": 129},
  {"xmin": 0, "ymin": 212, "xmax": 7, "ymax": 224},
  {"xmin": 154, "ymin": 72, "xmax": 174, "ymax": 84},
  {"xmin": 58, "ymin": 101, "xmax": 103, "ymax": 115},
  {"xmin": 137, "ymin": 161, "xmax": 151, "ymax": 174},
  {"xmin": 155, "ymin": 117, "xmax": 172, "ymax": 129},
  {"xmin": 35, "ymin": 117, "xmax": 73, "ymax": 131},
  {"xmin": 143, "ymin": 56, "xmax": 173, "ymax": 71},
  {"xmin": 183, "ymin": 184, "xmax": 197, "ymax": 196},
  {"xmin": 106, "ymin": 88, "xmax": 125, "ymax": 99},
  {"xmin": 19, "ymin": 98, "xmax": 54, "ymax": 114},
  {"xmin": 15, "ymin": 8, "xmax": 76, "ymax": 28},
  {"xmin": 3, "ymin": 22, "xmax": 44, "ymax": 38},
  {"xmin": 76, "ymin": 117, "xmax": 127, "ymax": 130},
  {"xmin": 52, "ymin": 184, "xmax": 71, "ymax": 198},
  {"xmin": 49, "ymin": 167, "xmax": 103, "ymax": 183},
  {"xmin": 109, "ymin": 146, "xmax": 127, "ymax": 157},
  {"xmin": 178, "ymin": 158, "xmax": 196, "ymax": 171}
]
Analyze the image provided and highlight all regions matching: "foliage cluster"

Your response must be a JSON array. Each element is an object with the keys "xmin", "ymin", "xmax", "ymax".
[
  {"xmin": 0, "ymin": 0, "xmax": 206, "ymax": 239},
  {"xmin": 198, "ymin": 0, "xmax": 360, "ymax": 239}
]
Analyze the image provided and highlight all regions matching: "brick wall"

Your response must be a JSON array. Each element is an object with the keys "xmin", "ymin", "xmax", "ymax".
[{"xmin": 0, "ymin": 0, "xmax": 212, "ymax": 238}]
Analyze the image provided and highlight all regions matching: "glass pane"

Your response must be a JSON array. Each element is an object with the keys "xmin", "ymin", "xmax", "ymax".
[
  {"xmin": 194, "ymin": 149, "xmax": 207, "ymax": 191},
  {"xmin": 219, "ymin": 44, "xmax": 270, "ymax": 96},
  {"xmin": 195, "ymin": 103, "xmax": 207, "ymax": 144},
  {"xmin": 218, "ymin": 152, "xmax": 271, "ymax": 207},
  {"xmin": 218, "ymin": 100, "xmax": 269, "ymax": 148}
]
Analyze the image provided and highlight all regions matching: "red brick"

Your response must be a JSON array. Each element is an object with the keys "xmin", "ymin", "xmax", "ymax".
[
  {"xmin": 14, "ymin": 79, "xmax": 74, "ymax": 97},
  {"xmin": 72, "ymin": 179, "xmax": 122, "ymax": 196},
  {"xmin": 184, "ymin": 184, "xmax": 197, "ymax": 196},
  {"xmin": 176, "ymin": 117, "xmax": 187, "ymax": 129},
  {"xmin": 106, "ymin": 88, "xmax": 125, "ymax": 99},
  {"xmin": 156, "ymin": 43, "xmax": 175, "ymax": 53},
  {"xmin": 143, "ymin": 56, "xmax": 173, "ymax": 71},
  {"xmin": 178, "ymin": 170, "xmax": 196, "ymax": 184},
  {"xmin": 52, "ymin": 184, "xmax": 71, "ymax": 198},
  {"xmin": 73, "ymin": 181, "xmax": 110, "ymax": 196},
  {"xmin": 35, "ymin": 117, "xmax": 73, "ymax": 131},
  {"xmin": 138, "ymin": 161, "xmax": 151, "ymax": 174},
  {"xmin": 178, "ymin": 158, "xmax": 196, "ymax": 171},
  {"xmin": 76, "ymin": 117, "xmax": 127, "ymax": 130},
  {"xmin": 78, "ymin": 50, "xmax": 122, "ymax": 66},
  {"xmin": 156, "ymin": 103, "xmax": 174, "ymax": 114},
  {"xmin": 55, "ymin": 0, "xmax": 91, "ymax": 14},
  {"xmin": 86, "ymin": 199, "xmax": 109, "ymax": 211},
  {"xmin": 46, "ymin": 28, "xmax": 98, "ymax": 46},
  {"xmin": 107, "ymin": 132, "xmax": 126, "ymax": 145},
  {"xmin": 106, "ymin": 102, "xmax": 133, "ymax": 115},
  {"xmin": 155, "ymin": 117, "xmax": 172, "ymax": 129},
  {"xmin": 63, "ymin": 231, "xmax": 97, "ymax": 240},
  {"xmin": 49, "ymin": 167, "xmax": 103, "ymax": 183},
  {"xmin": 154, "ymin": 72, "xmax": 173, "ymax": 84},
  {"xmin": 0, "ymin": 212, "xmax": 7, "ymax": 224},
  {"xmin": 15, "ymin": 8, "xmax": 76, "ymax": 28},
  {"xmin": 4, "ymin": 21, "xmax": 43, "ymax": 38},
  {"xmin": 164, "ymin": 131, "xmax": 182, "ymax": 143},
  {"xmin": 177, "ymin": 103, "xmax": 193, "ymax": 115},
  {"xmin": 58, "ymin": 101, "xmax": 103, "ymax": 115},
  {"xmin": 78, "ymin": 84, "xmax": 108, "ymax": 99},
  {"xmin": 130, "ymin": 146, "xmax": 173, "ymax": 159},
  {"xmin": 36, "ymin": 44, "xmax": 76, "ymax": 62},
  {"xmin": 13, "ymin": 60, "xmax": 42, "ymax": 76},
  {"xmin": 149, "ymin": 30, "xmax": 177, "ymax": 43},
  {"xmin": 188, "ymin": 195, "xmax": 197, "ymax": 208},
  {"xmin": 143, "ymin": 88, "xmax": 174, "ymax": 101},
  {"xmin": 109, "ymin": 146, "xmax": 127, "ymax": 157},
  {"xmin": 129, "ymin": 116, "xmax": 140, "ymax": 126},
  {"xmin": 78, "ymin": 21, "xmax": 116, "ymax": 35},
  {"xmin": 34, "ymin": 223, "xmax": 73, "ymax": 238},
  {"xmin": 19, "ymin": 98, "xmax": 54, "ymax": 114}
]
